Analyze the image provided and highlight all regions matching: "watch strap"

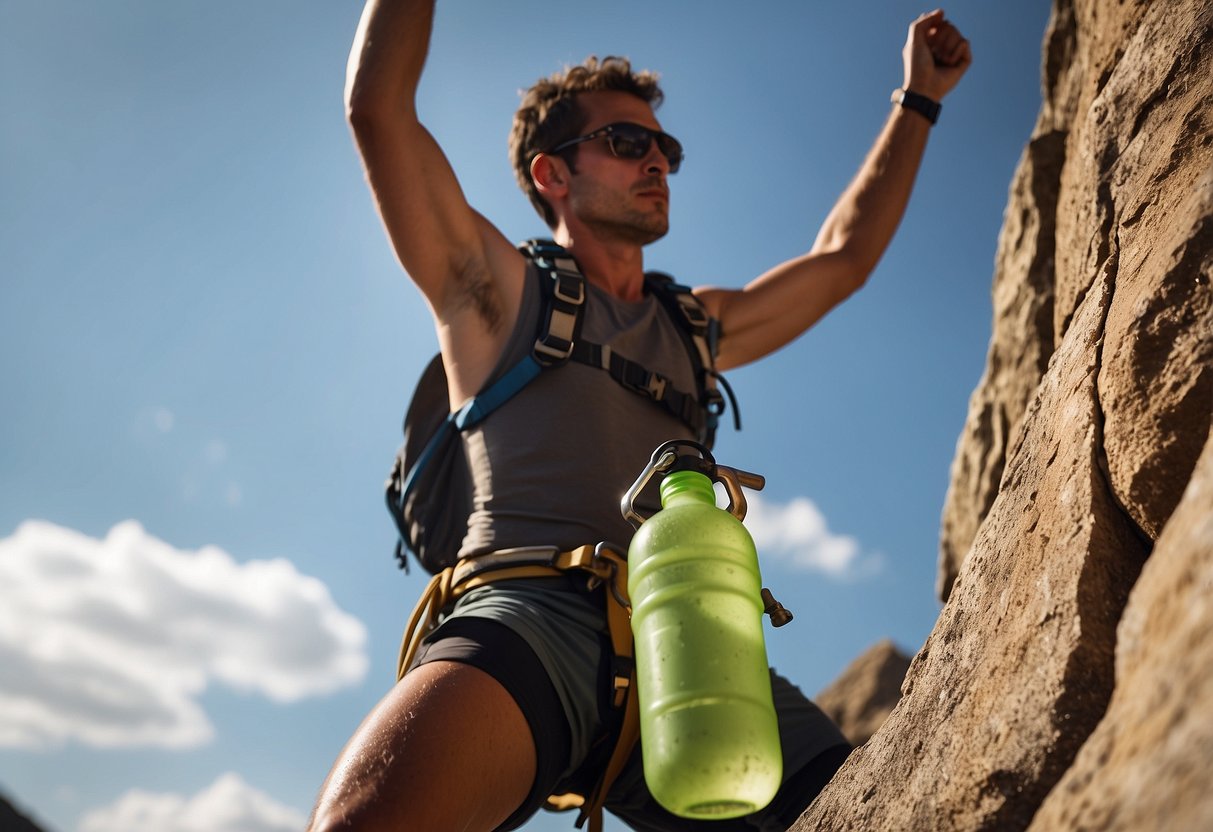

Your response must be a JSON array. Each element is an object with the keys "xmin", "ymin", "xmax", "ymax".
[{"xmin": 891, "ymin": 88, "xmax": 941, "ymax": 125}]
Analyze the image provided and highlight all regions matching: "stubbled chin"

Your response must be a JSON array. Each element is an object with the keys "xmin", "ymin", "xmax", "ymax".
[
  {"xmin": 634, "ymin": 211, "xmax": 669, "ymax": 244},
  {"xmin": 599, "ymin": 217, "xmax": 668, "ymax": 246}
]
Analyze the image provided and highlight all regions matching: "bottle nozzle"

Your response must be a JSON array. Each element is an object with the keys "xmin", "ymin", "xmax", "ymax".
[{"xmin": 761, "ymin": 588, "xmax": 793, "ymax": 628}]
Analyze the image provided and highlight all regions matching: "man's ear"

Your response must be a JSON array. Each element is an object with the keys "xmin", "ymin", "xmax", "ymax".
[{"xmin": 531, "ymin": 153, "xmax": 568, "ymax": 197}]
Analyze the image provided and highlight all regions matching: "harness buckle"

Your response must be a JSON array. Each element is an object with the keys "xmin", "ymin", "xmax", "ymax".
[
  {"xmin": 532, "ymin": 266, "xmax": 585, "ymax": 365},
  {"xmin": 643, "ymin": 374, "xmax": 668, "ymax": 401},
  {"xmin": 675, "ymin": 294, "xmax": 710, "ymax": 329},
  {"xmin": 610, "ymin": 655, "xmax": 635, "ymax": 708},
  {"xmin": 551, "ymin": 266, "xmax": 586, "ymax": 306},
  {"xmin": 533, "ymin": 335, "xmax": 575, "ymax": 363},
  {"xmin": 621, "ymin": 366, "xmax": 669, "ymax": 402}
]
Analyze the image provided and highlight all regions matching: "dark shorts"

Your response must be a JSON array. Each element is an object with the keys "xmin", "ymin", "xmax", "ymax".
[{"xmin": 410, "ymin": 577, "xmax": 851, "ymax": 831}]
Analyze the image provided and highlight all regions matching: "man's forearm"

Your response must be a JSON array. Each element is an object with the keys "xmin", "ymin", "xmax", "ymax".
[
  {"xmin": 812, "ymin": 9, "xmax": 970, "ymax": 274},
  {"xmin": 700, "ymin": 13, "xmax": 969, "ymax": 370},
  {"xmin": 344, "ymin": 0, "xmax": 435, "ymax": 120},
  {"xmin": 811, "ymin": 103, "xmax": 932, "ymax": 274}
]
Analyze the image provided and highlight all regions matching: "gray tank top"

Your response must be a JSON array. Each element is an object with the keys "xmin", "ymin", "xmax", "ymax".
[{"xmin": 459, "ymin": 260, "xmax": 700, "ymax": 557}]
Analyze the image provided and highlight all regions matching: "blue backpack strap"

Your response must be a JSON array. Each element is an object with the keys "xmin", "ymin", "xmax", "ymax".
[
  {"xmin": 426, "ymin": 239, "xmax": 585, "ymax": 435},
  {"xmin": 388, "ymin": 244, "xmax": 580, "ymax": 572},
  {"xmin": 453, "ymin": 355, "xmax": 544, "ymax": 430},
  {"xmin": 395, "ymin": 351, "xmax": 545, "ymax": 534},
  {"xmin": 397, "ymin": 249, "xmax": 566, "ymax": 494}
]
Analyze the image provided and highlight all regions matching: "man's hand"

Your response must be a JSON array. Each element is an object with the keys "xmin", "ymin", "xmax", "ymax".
[{"xmin": 903, "ymin": 9, "xmax": 971, "ymax": 101}]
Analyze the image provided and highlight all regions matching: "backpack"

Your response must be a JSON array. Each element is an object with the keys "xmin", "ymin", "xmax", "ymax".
[{"xmin": 384, "ymin": 239, "xmax": 739, "ymax": 574}]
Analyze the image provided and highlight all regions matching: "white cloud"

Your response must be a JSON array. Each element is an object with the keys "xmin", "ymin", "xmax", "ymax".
[
  {"xmin": 78, "ymin": 773, "xmax": 307, "ymax": 832},
  {"xmin": 0, "ymin": 520, "xmax": 368, "ymax": 750},
  {"xmin": 742, "ymin": 492, "xmax": 884, "ymax": 579}
]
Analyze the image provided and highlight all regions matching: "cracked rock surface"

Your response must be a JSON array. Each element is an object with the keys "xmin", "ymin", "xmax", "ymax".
[{"xmin": 797, "ymin": 0, "xmax": 1213, "ymax": 828}]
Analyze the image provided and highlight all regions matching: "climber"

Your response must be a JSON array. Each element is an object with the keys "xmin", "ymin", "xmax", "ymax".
[{"xmin": 308, "ymin": 2, "xmax": 971, "ymax": 830}]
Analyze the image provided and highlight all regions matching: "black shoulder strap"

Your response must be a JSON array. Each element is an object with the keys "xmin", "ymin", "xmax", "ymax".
[
  {"xmin": 521, "ymin": 239, "xmax": 587, "ymax": 366},
  {"xmin": 643, "ymin": 272, "xmax": 740, "ymax": 447},
  {"xmin": 643, "ymin": 271, "xmax": 718, "ymax": 369}
]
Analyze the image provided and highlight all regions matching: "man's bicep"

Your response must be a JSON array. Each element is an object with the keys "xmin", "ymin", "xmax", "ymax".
[
  {"xmin": 694, "ymin": 252, "xmax": 865, "ymax": 370},
  {"xmin": 352, "ymin": 115, "xmax": 503, "ymax": 308},
  {"xmin": 692, "ymin": 286, "xmax": 754, "ymax": 371}
]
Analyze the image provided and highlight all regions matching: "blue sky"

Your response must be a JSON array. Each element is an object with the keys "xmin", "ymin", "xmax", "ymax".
[{"xmin": 1, "ymin": 2, "xmax": 1051, "ymax": 830}]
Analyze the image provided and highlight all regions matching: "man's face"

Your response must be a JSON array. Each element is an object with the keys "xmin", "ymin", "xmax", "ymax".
[{"xmin": 562, "ymin": 90, "xmax": 673, "ymax": 246}]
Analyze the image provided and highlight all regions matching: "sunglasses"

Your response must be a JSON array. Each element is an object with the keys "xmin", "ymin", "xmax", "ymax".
[{"xmin": 548, "ymin": 122, "xmax": 684, "ymax": 173}]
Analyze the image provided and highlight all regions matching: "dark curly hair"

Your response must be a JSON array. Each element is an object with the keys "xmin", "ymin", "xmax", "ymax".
[{"xmin": 509, "ymin": 56, "xmax": 664, "ymax": 228}]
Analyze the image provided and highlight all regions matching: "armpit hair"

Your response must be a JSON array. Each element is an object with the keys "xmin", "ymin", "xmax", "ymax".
[{"xmin": 449, "ymin": 252, "xmax": 503, "ymax": 333}]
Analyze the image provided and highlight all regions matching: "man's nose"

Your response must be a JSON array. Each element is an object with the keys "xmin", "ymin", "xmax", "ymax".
[{"xmin": 643, "ymin": 148, "xmax": 669, "ymax": 176}]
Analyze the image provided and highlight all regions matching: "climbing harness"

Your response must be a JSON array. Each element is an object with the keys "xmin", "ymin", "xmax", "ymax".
[{"xmin": 397, "ymin": 542, "xmax": 638, "ymax": 832}]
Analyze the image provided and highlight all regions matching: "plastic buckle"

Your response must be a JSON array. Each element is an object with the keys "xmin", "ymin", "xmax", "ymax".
[
  {"xmin": 677, "ymin": 296, "xmax": 709, "ymax": 329},
  {"xmin": 551, "ymin": 268, "xmax": 585, "ymax": 306},
  {"xmin": 622, "ymin": 367, "xmax": 668, "ymax": 402},
  {"xmin": 644, "ymin": 374, "xmax": 668, "ymax": 401},
  {"xmin": 610, "ymin": 656, "xmax": 634, "ymax": 707}
]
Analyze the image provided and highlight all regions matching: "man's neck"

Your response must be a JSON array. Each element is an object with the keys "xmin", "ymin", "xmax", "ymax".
[{"xmin": 554, "ymin": 229, "xmax": 648, "ymax": 302}]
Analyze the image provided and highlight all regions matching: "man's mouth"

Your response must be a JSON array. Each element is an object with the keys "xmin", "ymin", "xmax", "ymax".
[{"xmin": 636, "ymin": 187, "xmax": 669, "ymax": 201}]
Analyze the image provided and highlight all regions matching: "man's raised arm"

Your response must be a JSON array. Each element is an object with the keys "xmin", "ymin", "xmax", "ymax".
[
  {"xmin": 344, "ymin": 0, "xmax": 519, "ymax": 321},
  {"xmin": 697, "ymin": 10, "xmax": 972, "ymax": 371}
]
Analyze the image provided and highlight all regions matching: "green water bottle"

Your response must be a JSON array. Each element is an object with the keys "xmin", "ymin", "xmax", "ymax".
[{"xmin": 621, "ymin": 441, "xmax": 786, "ymax": 819}]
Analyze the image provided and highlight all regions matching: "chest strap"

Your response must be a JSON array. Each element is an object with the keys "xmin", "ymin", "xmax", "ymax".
[{"xmin": 568, "ymin": 339, "xmax": 705, "ymax": 430}]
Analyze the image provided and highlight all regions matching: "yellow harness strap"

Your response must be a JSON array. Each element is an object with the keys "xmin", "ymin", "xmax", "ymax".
[
  {"xmin": 399, "ymin": 545, "xmax": 610, "ymax": 678},
  {"xmin": 395, "ymin": 544, "xmax": 638, "ymax": 832}
]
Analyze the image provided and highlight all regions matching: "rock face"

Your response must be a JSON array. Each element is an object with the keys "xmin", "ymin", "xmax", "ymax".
[
  {"xmin": 939, "ymin": 0, "xmax": 1213, "ymax": 600},
  {"xmin": 0, "ymin": 793, "xmax": 50, "ymax": 832},
  {"xmin": 1028, "ymin": 431, "xmax": 1213, "ymax": 831},
  {"xmin": 794, "ymin": 0, "xmax": 1213, "ymax": 829},
  {"xmin": 814, "ymin": 639, "xmax": 911, "ymax": 748}
]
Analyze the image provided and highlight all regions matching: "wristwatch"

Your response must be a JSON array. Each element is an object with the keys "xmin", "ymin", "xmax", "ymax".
[{"xmin": 891, "ymin": 88, "xmax": 941, "ymax": 125}]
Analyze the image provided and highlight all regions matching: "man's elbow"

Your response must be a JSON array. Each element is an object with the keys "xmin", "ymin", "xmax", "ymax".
[
  {"xmin": 344, "ymin": 70, "xmax": 412, "ymax": 133},
  {"xmin": 345, "ymin": 100, "xmax": 380, "ymax": 141},
  {"xmin": 808, "ymin": 241, "xmax": 876, "ymax": 300},
  {"xmin": 828, "ymin": 250, "xmax": 876, "ymax": 303},
  {"xmin": 845, "ymin": 263, "xmax": 874, "ymax": 297},
  {"xmin": 344, "ymin": 81, "xmax": 386, "ymax": 132},
  {"xmin": 345, "ymin": 95, "xmax": 422, "ymax": 155}
]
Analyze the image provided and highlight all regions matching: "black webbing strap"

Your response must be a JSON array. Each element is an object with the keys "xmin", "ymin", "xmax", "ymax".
[
  {"xmin": 644, "ymin": 271, "xmax": 733, "ymax": 445},
  {"xmin": 568, "ymin": 340, "xmax": 706, "ymax": 435},
  {"xmin": 527, "ymin": 241, "xmax": 586, "ymax": 366}
]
